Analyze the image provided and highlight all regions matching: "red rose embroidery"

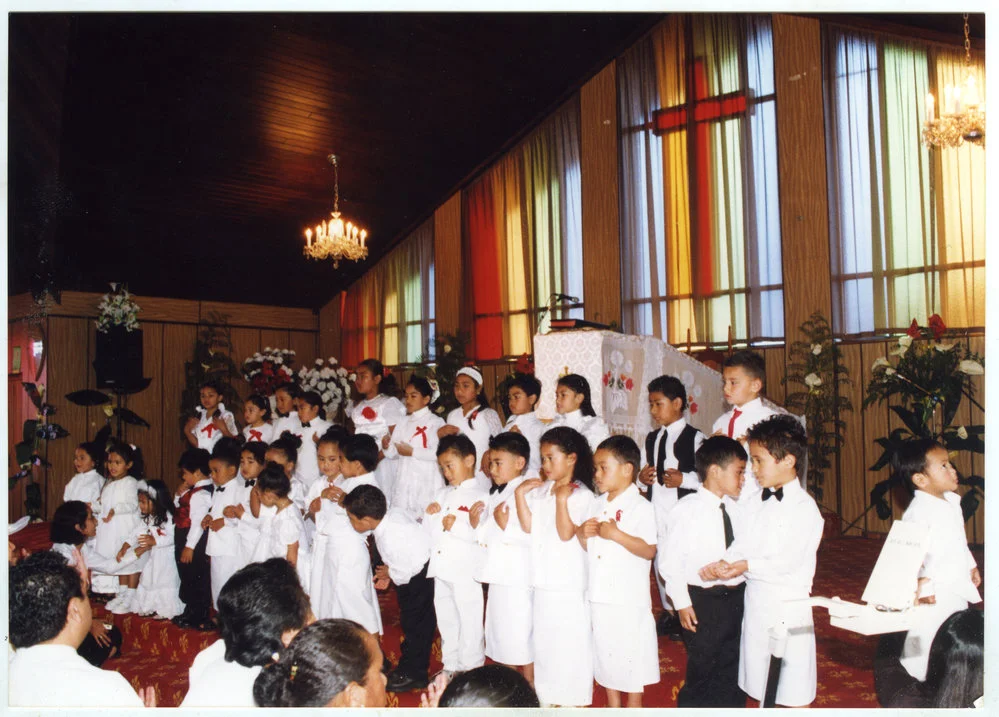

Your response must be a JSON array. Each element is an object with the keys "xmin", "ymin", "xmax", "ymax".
[
  {"xmin": 458, "ymin": 505, "xmax": 470, "ymax": 512},
  {"xmin": 625, "ymin": 378, "xmax": 634, "ymax": 391},
  {"xmin": 689, "ymin": 402, "xmax": 698, "ymax": 415},
  {"xmin": 361, "ymin": 406, "xmax": 377, "ymax": 420},
  {"xmin": 907, "ymin": 319, "xmax": 921, "ymax": 338},
  {"xmin": 615, "ymin": 509, "xmax": 622, "ymax": 521},
  {"xmin": 928, "ymin": 313, "xmax": 947, "ymax": 340},
  {"xmin": 602, "ymin": 372, "xmax": 610, "ymax": 386}
]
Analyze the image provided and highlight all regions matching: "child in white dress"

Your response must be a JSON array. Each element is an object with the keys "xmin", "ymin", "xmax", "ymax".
[
  {"xmin": 292, "ymin": 390, "xmax": 332, "ymax": 495},
  {"xmin": 271, "ymin": 384, "xmax": 302, "ymax": 437},
  {"xmin": 579, "ymin": 435, "xmax": 660, "ymax": 707},
  {"xmin": 350, "ymin": 358, "xmax": 407, "ymax": 498},
  {"xmin": 95, "ymin": 441, "xmax": 144, "ymax": 613},
  {"xmin": 184, "ymin": 380, "xmax": 238, "ymax": 451},
  {"xmin": 63, "ymin": 442, "xmax": 105, "ymax": 511},
  {"xmin": 267, "ymin": 433, "xmax": 307, "ymax": 513},
  {"xmin": 253, "ymin": 463, "xmax": 312, "ymax": 595},
  {"xmin": 550, "ymin": 374, "xmax": 609, "ymax": 453},
  {"xmin": 514, "ymin": 425, "xmax": 595, "ymax": 707},
  {"xmin": 439, "ymin": 366, "xmax": 503, "ymax": 489},
  {"xmin": 242, "ymin": 394, "xmax": 275, "ymax": 444},
  {"xmin": 503, "ymin": 375, "xmax": 545, "ymax": 475},
  {"xmin": 129, "ymin": 479, "xmax": 185, "ymax": 619},
  {"xmin": 384, "ymin": 377, "xmax": 446, "ymax": 518}
]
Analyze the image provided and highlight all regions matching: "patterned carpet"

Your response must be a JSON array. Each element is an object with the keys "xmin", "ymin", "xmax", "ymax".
[{"xmin": 10, "ymin": 521, "xmax": 984, "ymax": 708}]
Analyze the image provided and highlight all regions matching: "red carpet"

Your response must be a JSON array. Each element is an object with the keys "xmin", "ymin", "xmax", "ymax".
[{"xmin": 10, "ymin": 522, "xmax": 984, "ymax": 708}]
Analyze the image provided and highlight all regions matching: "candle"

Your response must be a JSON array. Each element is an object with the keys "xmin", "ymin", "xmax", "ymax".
[
  {"xmin": 965, "ymin": 73, "xmax": 978, "ymax": 107},
  {"xmin": 306, "ymin": 228, "xmax": 312, "ymax": 248},
  {"xmin": 953, "ymin": 86, "xmax": 963, "ymax": 115},
  {"xmin": 926, "ymin": 93, "xmax": 935, "ymax": 122}
]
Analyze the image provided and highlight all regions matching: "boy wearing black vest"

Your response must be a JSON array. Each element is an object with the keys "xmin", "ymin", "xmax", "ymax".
[
  {"xmin": 172, "ymin": 448, "xmax": 215, "ymax": 631},
  {"xmin": 638, "ymin": 375, "xmax": 705, "ymax": 636}
]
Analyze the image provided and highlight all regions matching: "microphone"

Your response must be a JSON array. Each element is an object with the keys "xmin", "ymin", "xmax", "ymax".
[{"xmin": 551, "ymin": 293, "xmax": 580, "ymax": 303}]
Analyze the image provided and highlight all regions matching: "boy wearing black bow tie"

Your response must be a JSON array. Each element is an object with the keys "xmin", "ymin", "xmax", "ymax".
[{"xmin": 206, "ymin": 438, "xmax": 243, "ymax": 611}]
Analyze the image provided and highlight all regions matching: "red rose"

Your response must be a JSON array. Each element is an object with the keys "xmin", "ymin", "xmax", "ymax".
[
  {"xmin": 625, "ymin": 378, "xmax": 634, "ymax": 391},
  {"xmin": 361, "ymin": 406, "xmax": 377, "ymax": 420},
  {"xmin": 928, "ymin": 314, "xmax": 947, "ymax": 340},
  {"xmin": 615, "ymin": 509, "xmax": 622, "ymax": 521},
  {"xmin": 907, "ymin": 319, "xmax": 921, "ymax": 338},
  {"xmin": 689, "ymin": 402, "xmax": 698, "ymax": 414}
]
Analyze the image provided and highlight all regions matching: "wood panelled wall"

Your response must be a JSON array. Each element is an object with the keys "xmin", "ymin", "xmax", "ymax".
[{"xmin": 9, "ymin": 291, "xmax": 318, "ymax": 520}]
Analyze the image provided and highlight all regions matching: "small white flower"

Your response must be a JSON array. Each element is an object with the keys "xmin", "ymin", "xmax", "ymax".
[
  {"xmin": 264, "ymin": 346, "xmax": 272, "ymax": 352},
  {"xmin": 274, "ymin": 357, "xmax": 283, "ymax": 365},
  {"xmin": 811, "ymin": 343, "xmax": 822, "ymax": 355},
  {"xmin": 804, "ymin": 373, "xmax": 823, "ymax": 388},
  {"xmin": 956, "ymin": 426, "xmax": 968, "ymax": 440},
  {"xmin": 328, "ymin": 357, "xmax": 337, "ymax": 365},
  {"xmin": 872, "ymin": 357, "xmax": 891, "ymax": 371},
  {"xmin": 884, "ymin": 367, "xmax": 897, "ymax": 376},
  {"xmin": 957, "ymin": 359, "xmax": 984, "ymax": 375},
  {"xmin": 315, "ymin": 358, "xmax": 323, "ymax": 366},
  {"xmin": 898, "ymin": 335, "xmax": 913, "ymax": 348},
  {"xmin": 934, "ymin": 343, "xmax": 955, "ymax": 352},
  {"xmin": 349, "ymin": 373, "xmax": 357, "ymax": 381}
]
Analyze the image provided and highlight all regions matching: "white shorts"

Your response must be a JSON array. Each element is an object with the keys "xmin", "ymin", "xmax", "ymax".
[
  {"xmin": 591, "ymin": 601, "xmax": 660, "ymax": 693},
  {"xmin": 484, "ymin": 583, "xmax": 533, "ymax": 665}
]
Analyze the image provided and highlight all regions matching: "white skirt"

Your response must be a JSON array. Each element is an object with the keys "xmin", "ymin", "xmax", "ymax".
[
  {"xmin": 899, "ymin": 593, "xmax": 969, "ymax": 681},
  {"xmin": 533, "ymin": 588, "xmax": 593, "ymax": 706},
  {"xmin": 485, "ymin": 583, "xmax": 533, "ymax": 666},
  {"xmin": 591, "ymin": 601, "xmax": 660, "ymax": 692}
]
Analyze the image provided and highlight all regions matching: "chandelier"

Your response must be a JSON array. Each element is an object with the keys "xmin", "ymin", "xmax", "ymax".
[
  {"xmin": 922, "ymin": 14, "xmax": 985, "ymax": 150},
  {"xmin": 303, "ymin": 154, "xmax": 369, "ymax": 267}
]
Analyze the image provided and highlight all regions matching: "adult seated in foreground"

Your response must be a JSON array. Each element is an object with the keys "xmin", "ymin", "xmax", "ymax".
[
  {"xmin": 8, "ymin": 551, "xmax": 154, "ymax": 707},
  {"xmin": 875, "ymin": 608, "xmax": 983, "ymax": 708},
  {"xmin": 182, "ymin": 558, "xmax": 315, "ymax": 707},
  {"xmin": 254, "ymin": 619, "xmax": 388, "ymax": 708}
]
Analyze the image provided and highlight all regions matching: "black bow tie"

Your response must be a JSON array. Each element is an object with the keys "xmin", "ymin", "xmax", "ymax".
[
  {"xmin": 489, "ymin": 483, "xmax": 507, "ymax": 495},
  {"xmin": 216, "ymin": 485, "xmax": 226, "ymax": 493},
  {"xmin": 761, "ymin": 486, "xmax": 784, "ymax": 502},
  {"xmin": 301, "ymin": 421, "xmax": 312, "ymax": 428},
  {"xmin": 244, "ymin": 479, "xmax": 255, "ymax": 488}
]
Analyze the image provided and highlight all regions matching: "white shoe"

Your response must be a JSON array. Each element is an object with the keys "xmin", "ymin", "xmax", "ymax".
[{"xmin": 108, "ymin": 588, "xmax": 136, "ymax": 615}]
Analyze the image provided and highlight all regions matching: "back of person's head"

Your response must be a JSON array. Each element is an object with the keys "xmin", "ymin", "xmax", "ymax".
[
  {"xmin": 317, "ymin": 424, "xmax": 351, "ymax": 451},
  {"xmin": 211, "ymin": 437, "xmax": 243, "ymax": 468},
  {"xmin": 254, "ymin": 619, "xmax": 380, "ymax": 708},
  {"xmin": 489, "ymin": 432, "xmax": 530, "ymax": 463},
  {"xmin": 437, "ymin": 433, "xmax": 477, "ymax": 461},
  {"xmin": 342, "ymin": 484, "xmax": 387, "ymax": 521},
  {"xmin": 539, "ymin": 426, "xmax": 595, "ymax": 491},
  {"xmin": 924, "ymin": 608, "xmax": 984, "ymax": 708},
  {"xmin": 217, "ymin": 558, "xmax": 312, "ymax": 668},
  {"xmin": 722, "ymin": 349, "xmax": 766, "ymax": 385},
  {"xmin": 299, "ymin": 390, "xmax": 326, "ymax": 420},
  {"xmin": 178, "ymin": 447, "xmax": 212, "ymax": 476},
  {"xmin": 695, "ymin": 435, "xmax": 749, "ymax": 482},
  {"xmin": 257, "ymin": 462, "xmax": 291, "ymax": 497},
  {"xmin": 745, "ymin": 414, "xmax": 807, "ymax": 478},
  {"xmin": 439, "ymin": 664, "xmax": 540, "ymax": 708},
  {"xmin": 9, "ymin": 550, "xmax": 84, "ymax": 648},
  {"xmin": 647, "ymin": 375, "xmax": 687, "ymax": 411},
  {"xmin": 342, "ymin": 433, "xmax": 379, "ymax": 473},
  {"xmin": 270, "ymin": 432, "xmax": 303, "ymax": 464},
  {"xmin": 557, "ymin": 373, "xmax": 596, "ymax": 416},
  {"xmin": 508, "ymin": 374, "xmax": 542, "ymax": 400},
  {"xmin": 595, "ymin": 435, "xmax": 642, "ymax": 477},
  {"xmin": 50, "ymin": 501, "xmax": 89, "ymax": 546},
  {"xmin": 891, "ymin": 437, "xmax": 944, "ymax": 494}
]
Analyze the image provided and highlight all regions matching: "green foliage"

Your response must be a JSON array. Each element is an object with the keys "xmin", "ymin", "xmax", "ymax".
[
  {"xmin": 782, "ymin": 312, "xmax": 852, "ymax": 504},
  {"xmin": 414, "ymin": 330, "xmax": 472, "ymax": 417},
  {"xmin": 181, "ymin": 312, "xmax": 243, "ymax": 426}
]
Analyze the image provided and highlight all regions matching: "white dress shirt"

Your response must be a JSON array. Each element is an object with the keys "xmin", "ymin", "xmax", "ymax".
[
  {"xmin": 551, "ymin": 409, "xmax": 610, "ymax": 452},
  {"xmin": 177, "ymin": 478, "xmax": 214, "ymax": 550},
  {"xmin": 181, "ymin": 639, "xmax": 261, "ymax": 707},
  {"xmin": 476, "ymin": 475, "xmax": 533, "ymax": 587},
  {"xmin": 272, "ymin": 410, "xmax": 299, "ymax": 439},
  {"xmin": 446, "ymin": 404, "xmax": 504, "ymax": 467},
  {"xmin": 291, "ymin": 416, "xmax": 332, "ymax": 490},
  {"xmin": 372, "ymin": 507, "xmax": 432, "ymax": 585},
  {"xmin": 63, "ymin": 469, "xmax": 104, "ymax": 510},
  {"xmin": 902, "ymin": 490, "xmax": 981, "ymax": 604},
  {"xmin": 585, "ymin": 483, "xmax": 657, "ymax": 607},
  {"xmin": 9, "ymin": 643, "xmax": 145, "ymax": 707},
  {"xmin": 642, "ymin": 419, "xmax": 705, "ymax": 517},
  {"xmin": 658, "ymin": 486, "xmax": 746, "ymax": 610},
  {"xmin": 504, "ymin": 412, "xmax": 546, "ymax": 473},
  {"xmin": 206, "ymin": 477, "xmax": 242, "ymax": 557},
  {"xmin": 711, "ymin": 397, "xmax": 776, "ymax": 500},
  {"xmin": 426, "ymin": 479, "xmax": 489, "ymax": 582}
]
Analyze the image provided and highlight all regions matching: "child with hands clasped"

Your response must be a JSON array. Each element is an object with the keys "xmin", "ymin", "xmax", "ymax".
[
  {"xmin": 185, "ymin": 380, "xmax": 238, "ymax": 450},
  {"xmin": 242, "ymin": 394, "xmax": 274, "ymax": 443},
  {"xmin": 63, "ymin": 442, "xmax": 105, "ymax": 512},
  {"xmin": 550, "ymin": 374, "xmax": 610, "ymax": 453},
  {"xmin": 130, "ymin": 479, "xmax": 185, "ymax": 619},
  {"xmin": 95, "ymin": 441, "xmax": 144, "ymax": 613},
  {"xmin": 205, "ymin": 438, "xmax": 244, "ymax": 609},
  {"xmin": 350, "ymin": 358, "xmax": 407, "ymax": 498},
  {"xmin": 514, "ymin": 426, "xmax": 595, "ymax": 707},
  {"xmin": 252, "ymin": 462, "xmax": 312, "ymax": 594},
  {"xmin": 292, "ymin": 390, "xmax": 332, "ymax": 493},
  {"xmin": 172, "ymin": 448, "xmax": 215, "ymax": 630},
  {"xmin": 439, "ymin": 367, "xmax": 503, "ymax": 485},
  {"xmin": 503, "ymin": 375, "xmax": 545, "ymax": 474},
  {"xmin": 578, "ymin": 436, "xmax": 660, "ymax": 708},
  {"xmin": 426, "ymin": 434, "xmax": 489, "ymax": 676},
  {"xmin": 699, "ymin": 415, "xmax": 823, "ymax": 707},
  {"xmin": 658, "ymin": 436, "xmax": 748, "ymax": 707},
  {"xmin": 383, "ymin": 377, "xmax": 446, "ymax": 518},
  {"xmin": 894, "ymin": 438, "xmax": 982, "ymax": 682},
  {"xmin": 231, "ymin": 442, "xmax": 268, "ymax": 568}
]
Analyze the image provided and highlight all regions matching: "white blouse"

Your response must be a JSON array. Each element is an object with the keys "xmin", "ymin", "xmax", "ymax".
[
  {"xmin": 525, "ymin": 479, "xmax": 594, "ymax": 592},
  {"xmin": 350, "ymin": 394, "xmax": 407, "ymax": 441},
  {"xmin": 242, "ymin": 422, "xmax": 275, "ymax": 444},
  {"xmin": 63, "ymin": 469, "xmax": 104, "ymax": 510},
  {"xmin": 446, "ymin": 404, "xmax": 504, "ymax": 469},
  {"xmin": 550, "ymin": 409, "xmax": 610, "ymax": 453}
]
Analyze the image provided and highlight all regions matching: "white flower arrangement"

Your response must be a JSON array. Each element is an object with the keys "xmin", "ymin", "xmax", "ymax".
[
  {"xmin": 95, "ymin": 284, "xmax": 141, "ymax": 333},
  {"xmin": 297, "ymin": 356, "xmax": 355, "ymax": 420},
  {"xmin": 242, "ymin": 348, "xmax": 297, "ymax": 395}
]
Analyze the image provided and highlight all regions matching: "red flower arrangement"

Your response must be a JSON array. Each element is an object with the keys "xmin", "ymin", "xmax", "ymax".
[{"xmin": 242, "ymin": 348, "xmax": 296, "ymax": 396}]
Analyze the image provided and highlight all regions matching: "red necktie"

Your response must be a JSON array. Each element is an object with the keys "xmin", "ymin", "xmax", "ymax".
[
  {"xmin": 727, "ymin": 409, "xmax": 742, "ymax": 438},
  {"xmin": 248, "ymin": 429, "xmax": 263, "ymax": 442},
  {"xmin": 413, "ymin": 426, "xmax": 428, "ymax": 448}
]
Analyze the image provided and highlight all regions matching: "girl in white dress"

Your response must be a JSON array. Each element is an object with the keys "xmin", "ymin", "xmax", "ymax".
[
  {"xmin": 550, "ymin": 374, "xmax": 610, "ymax": 453},
  {"xmin": 253, "ymin": 463, "xmax": 312, "ymax": 595},
  {"xmin": 384, "ymin": 377, "xmax": 446, "ymax": 518},
  {"xmin": 350, "ymin": 358, "xmax": 406, "ymax": 498},
  {"xmin": 242, "ymin": 394, "xmax": 275, "ymax": 444},
  {"xmin": 439, "ymin": 366, "xmax": 503, "ymax": 489},
  {"xmin": 184, "ymin": 380, "xmax": 238, "ymax": 451},
  {"xmin": 271, "ymin": 384, "xmax": 302, "ymax": 437},
  {"xmin": 513, "ymin": 426, "xmax": 596, "ymax": 707},
  {"xmin": 95, "ymin": 441, "xmax": 144, "ymax": 613},
  {"xmin": 128, "ymin": 479, "xmax": 185, "ymax": 619},
  {"xmin": 63, "ymin": 442, "xmax": 105, "ymax": 511},
  {"xmin": 266, "ymin": 433, "xmax": 308, "ymax": 514}
]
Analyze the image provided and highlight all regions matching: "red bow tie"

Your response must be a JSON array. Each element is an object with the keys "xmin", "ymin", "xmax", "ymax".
[
  {"xmin": 201, "ymin": 424, "xmax": 216, "ymax": 438},
  {"xmin": 413, "ymin": 426, "xmax": 428, "ymax": 448},
  {"xmin": 248, "ymin": 429, "xmax": 263, "ymax": 442}
]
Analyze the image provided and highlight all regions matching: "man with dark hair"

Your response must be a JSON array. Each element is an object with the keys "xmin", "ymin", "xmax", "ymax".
[{"xmin": 9, "ymin": 551, "xmax": 151, "ymax": 707}]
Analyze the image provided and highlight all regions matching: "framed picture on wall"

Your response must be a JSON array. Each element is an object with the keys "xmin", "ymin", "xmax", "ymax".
[{"xmin": 11, "ymin": 346, "xmax": 21, "ymax": 374}]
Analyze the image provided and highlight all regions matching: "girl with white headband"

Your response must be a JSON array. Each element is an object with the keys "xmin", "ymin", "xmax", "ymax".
[{"xmin": 438, "ymin": 366, "xmax": 503, "ymax": 490}]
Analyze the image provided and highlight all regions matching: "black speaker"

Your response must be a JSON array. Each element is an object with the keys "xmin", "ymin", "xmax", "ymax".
[{"xmin": 94, "ymin": 327, "xmax": 144, "ymax": 389}]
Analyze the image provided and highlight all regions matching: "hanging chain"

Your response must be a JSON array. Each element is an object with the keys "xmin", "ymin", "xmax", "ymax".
[
  {"xmin": 328, "ymin": 154, "xmax": 340, "ymax": 214},
  {"xmin": 964, "ymin": 13, "xmax": 971, "ymax": 66}
]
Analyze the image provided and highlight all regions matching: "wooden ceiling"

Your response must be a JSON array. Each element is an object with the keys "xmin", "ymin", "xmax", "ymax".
[{"xmin": 8, "ymin": 12, "xmax": 985, "ymax": 311}]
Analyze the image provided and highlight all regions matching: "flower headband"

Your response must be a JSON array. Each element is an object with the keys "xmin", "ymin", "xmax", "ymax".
[
  {"xmin": 135, "ymin": 480, "xmax": 157, "ymax": 500},
  {"xmin": 456, "ymin": 367, "xmax": 483, "ymax": 386}
]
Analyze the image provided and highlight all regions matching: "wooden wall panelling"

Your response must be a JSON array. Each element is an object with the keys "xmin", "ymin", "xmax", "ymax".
[
  {"xmin": 161, "ymin": 323, "xmax": 198, "ymax": 493},
  {"xmin": 200, "ymin": 301, "xmax": 316, "ymax": 331},
  {"xmin": 260, "ymin": 329, "xmax": 291, "ymax": 355},
  {"xmin": 838, "ymin": 343, "xmax": 866, "ymax": 536},
  {"xmin": 289, "ymin": 330, "xmax": 319, "ymax": 371},
  {"xmin": 580, "ymin": 62, "xmax": 622, "ymax": 328},
  {"xmin": 45, "ymin": 317, "xmax": 90, "ymax": 519},
  {"xmin": 122, "ymin": 324, "xmax": 164, "ymax": 481},
  {"xmin": 762, "ymin": 346, "xmax": 786, "ymax": 406},
  {"xmin": 45, "ymin": 291, "xmax": 201, "ymax": 324},
  {"xmin": 228, "ymin": 327, "xmax": 261, "ymax": 402},
  {"xmin": 8, "ymin": 293, "xmax": 41, "ymax": 321},
  {"xmin": 434, "ymin": 193, "xmax": 463, "ymax": 335},
  {"xmin": 860, "ymin": 342, "xmax": 893, "ymax": 535},
  {"xmin": 318, "ymin": 295, "xmax": 343, "ymax": 364}
]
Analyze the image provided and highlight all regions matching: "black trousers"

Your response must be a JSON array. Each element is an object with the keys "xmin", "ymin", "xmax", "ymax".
[
  {"xmin": 677, "ymin": 583, "xmax": 746, "ymax": 708},
  {"xmin": 175, "ymin": 527, "xmax": 212, "ymax": 621},
  {"xmin": 77, "ymin": 623, "xmax": 123, "ymax": 666},
  {"xmin": 393, "ymin": 561, "xmax": 436, "ymax": 679}
]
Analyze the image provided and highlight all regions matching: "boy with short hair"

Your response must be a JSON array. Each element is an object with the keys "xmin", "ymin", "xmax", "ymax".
[
  {"xmin": 503, "ymin": 375, "xmax": 545, "ymax": 474},
  {"xmin": 474, "ymin": 432, "xmax": 535, "ymax": 683},
  {"xmin": 658, "ymin": 435, "xmax": 748, "ymax": 707},
  {"xmin": 700, "ymin": 414, "xmax": 823, "ymax": 707},
  {"xmin": 206, "ymin": 438, "xmax": 243, "ymax": 610},
  {"xmin": 173, "ymin": 448, "xmax": 215, "ymax": 631},
  {"xmin": 894, "ymin": 438, "xmax": 982, "ymax": 681},
  {"xmin": 711, "ymin": 350, "xmax": 775, "ymax": 501},
  {"xmin": 344, "ymin": 484, "xmax": 435, "ymax": 693}
]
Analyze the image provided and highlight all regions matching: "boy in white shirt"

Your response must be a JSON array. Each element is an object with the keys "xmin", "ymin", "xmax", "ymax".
[
  {"xmin": 345, "ymin": 484, "xmax": 435, "ymax": 693},
  {"xmin": 473, "ymin": 432, "xmax": 535, "ymax": 684},
  {"xmin": 206, "ymin": 438, "xmax": 243, "ymax": 609},
  {"xmin": 894, "ymin": 438, "xmax": 982, "ymax": 681},
  {"xmin": 173, "ymin": 448, "xmax": 215, "ymax": 631},
  {"xmin": 700, "ymin": 415, "xmax": 823, "ymax": 707},
  {"xmin": 658, "ymin": 435, "xmax": 748, "ymax": 707},
  {"xmin": 426, "ymin": 434, "xmax": 489, "ymax": 677},
  {"xmin": 711, "ymin": 350, "xmax": 775, "ymax": 502},
  {"xmin": 503, "ymin": 375, "xmax": 545, "ymax": 474}
]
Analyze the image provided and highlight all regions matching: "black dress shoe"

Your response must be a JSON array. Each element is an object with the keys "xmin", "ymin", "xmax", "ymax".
[
  {"xmin": 171, "ymin": 615, "xmax": 193, "ymax": 629},
  {"xmin": 657, "ymin": 611, "xmax": 684, "ymax": 640},
  {"xmin": 386, "ymin": 671, "xmax": 429, "ymax": 692}
]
